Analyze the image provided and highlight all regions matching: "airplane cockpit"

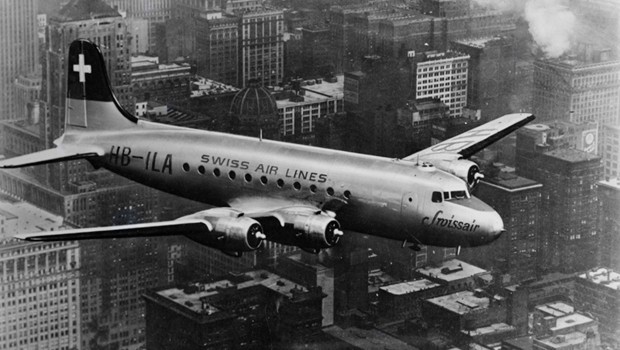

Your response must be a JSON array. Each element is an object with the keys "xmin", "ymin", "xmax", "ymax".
[{"xmin": 431, "ymin": 189, "xmax": 471, "ymax": 203}]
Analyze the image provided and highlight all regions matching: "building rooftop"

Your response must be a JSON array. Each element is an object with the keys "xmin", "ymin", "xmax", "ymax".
[
  {"xmin": 277, "ymin": 76, "xmax": 344, "ymax": 108},
  {"xmin": 482, "ymin": 171, "xmax": 542, "ymax": 192},
  {"xmin": 544, "ymin": 148, "xmax": 600, "ymax": 163},
  {"xmin": 463, "ymin": 322, "xmax": 515, "ymax": 337},
  {"xmin": 154, "ymin": 270, "xmax": 308, "ymax": 317},
  {"xmin": 503, "ymin": 336, "xmax": 533, "ymax": 350},
  {"xmin": 551, "ymin": 313, "xmax": 594, "ymax": 332},
  {"xmin": 0, "ymin": 200, "xmax": 64, "ymax": 238},
  {"xmin": 535, "ymin": 332, "xmax": 587, "ymax": 349},
  {"xmin": 380, "ymin": 279, "xmax": 440, "ymax": 296},
  {"xmin": 427, "ymin": 290, "xmax": 501, "ymax": 315},
  {"xmin": 190, "ymin": 77, "xmax": 239, "ymax": 98},
  {"xmin": 416, "ymin": 259, "xmax": 487, "ymax": 283},
  {"xmin": 535, "ymin": 302, "xmax": 574, "ymax": 318},
  {"xmin": 452, "ymin": 36, "xmax": 507, "ymax": 49},
  {"xmin": 580, "ymin": 267, "xmax": 620, "ymax": 291},
  {"xmin": 56, "ymin": 0, "xmax": 121, "ymax": 22},
  {"xmin": 599, "ymin": 178, "xmax": 620, "ymax": 191},
  {"xmin": 419, "ymin": 50, "xmax": 470, "ymax": 63}
]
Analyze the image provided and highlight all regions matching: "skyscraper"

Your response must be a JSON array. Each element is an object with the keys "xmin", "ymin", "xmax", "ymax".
[
  {"xmin": 0, "ymin": 0, "xmax": 39, "ymax": 121},
  {"xmin": 472, "ymin": 168, "xmax": 542, "ymax": 283},
  {"xmin": 533, "ymin": 56, "xmax": 620, "ymax": 154},
  {"xmin": 239, "ymin": 9, "xmax": 284, "ymax": 88},
  {"xmin": 105, "ymin": 0, "xmax": 175, "ymax": 52},
  {"xmin": 516, "ymin": 129, "xmax": 603, "ymax": 274}
]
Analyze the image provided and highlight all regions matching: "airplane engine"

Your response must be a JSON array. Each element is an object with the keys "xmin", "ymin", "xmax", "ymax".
[
  {"xmin": 437, "ymin": 159, "xmax": 483, "ymax": 189},
  {"xmin": 292, "ymin": 214, "xmax": 344, "ymax": 248},
  {"xmin": 185, "ymin": 215, "xmax": 265, "ymax": 253}
]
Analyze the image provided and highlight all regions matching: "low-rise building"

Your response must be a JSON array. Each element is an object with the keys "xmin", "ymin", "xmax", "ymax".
[
  {"xmin": 575, "ymin": 268, "xmax": 620, "ymax": 342},
  {"xmin": 144, "ymin": 269, "xmax": 325, "ymax": 349},
  {"xmin": 415, "ymin": 259, "xmax": 487, "ymax": 292},
  {"xmin": 378, "ymin": 278, "xmax": 443, "ymax": 321}
]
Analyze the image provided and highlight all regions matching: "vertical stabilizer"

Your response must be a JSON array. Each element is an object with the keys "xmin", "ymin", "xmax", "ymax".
[{"xmin": 65, "ymin": 39, "xmax": 137, "ymax": 132}]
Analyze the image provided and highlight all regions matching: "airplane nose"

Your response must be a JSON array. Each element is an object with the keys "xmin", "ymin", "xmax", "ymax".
[{"xmin": 488, "ymin": 211, "xmax": 504, "ymax": 242}]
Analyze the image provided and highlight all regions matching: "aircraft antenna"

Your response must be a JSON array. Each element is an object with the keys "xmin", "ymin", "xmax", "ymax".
[{"xmin": 259, "ymin": 128, "xmax": 263, "ymax": 141}]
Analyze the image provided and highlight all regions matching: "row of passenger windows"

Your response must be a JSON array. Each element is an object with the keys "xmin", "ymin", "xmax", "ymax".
[{"xmin": 182, "ymin": 162, "xmax": 351, "ymax": 199}]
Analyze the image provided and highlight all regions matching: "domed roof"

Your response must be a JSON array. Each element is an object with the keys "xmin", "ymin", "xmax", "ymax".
[{"xmin": 230, "ymin": 79, "xmax": 277, "ymax": 117}]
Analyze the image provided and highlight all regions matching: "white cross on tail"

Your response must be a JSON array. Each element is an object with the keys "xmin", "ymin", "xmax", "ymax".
[{"xmin": 73, "ymin": 54, "xmax": 91, "ymax": 82}]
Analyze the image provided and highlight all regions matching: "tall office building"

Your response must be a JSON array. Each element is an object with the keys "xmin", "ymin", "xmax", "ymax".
[
  {"xmin": 194, "ymin": 12, "xmax": 239, "ymax": 87},
  {"xmin": 598, "ymin": 179, "xmax": 620, "ymax": 271},
  {"xmin": 471, "ymin": 168, "xmax": 542, "ymax": 284},
  {"xmin": 0, "ymin": 0, "xmax": 39, "ymax": 121},
  {"xmin": 533, "ymin": 56, "xmax": 620, "ymax": 155},
  {"xmin": 105, "ymin": 0, "xmax": 175, "ymax": 52},
  {"xmin": 0, "ymin": 200, "xmax": 81, "ymax": 350},
  {"xmin": 516, "ymin": 129, "xmax": 603, "ymax": 274},
  {"xmin": 451, "ymin": 36, "xmax": 515, "ymax": 121},
  {"xmin": 411, "ymin": 50, "xmax": 469, "ymax": 117},
  {"xmin": 239, "ymin": 9, "xmax": 284, "ymax": 88},
  {"xmin": 602, "ymin": 124, "xmax": 620, "ymax": 179}
]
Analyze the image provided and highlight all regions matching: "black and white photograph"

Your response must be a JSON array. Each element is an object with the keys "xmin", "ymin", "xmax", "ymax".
[{"xmin": 0, "ymin": 0, "xmax": 618, "ymax": 349}]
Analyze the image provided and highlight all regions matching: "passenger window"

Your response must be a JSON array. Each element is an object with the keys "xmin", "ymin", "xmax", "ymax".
[{"xmin": 432, "ymin": 192, "xmax": 443, "ymax": 203}]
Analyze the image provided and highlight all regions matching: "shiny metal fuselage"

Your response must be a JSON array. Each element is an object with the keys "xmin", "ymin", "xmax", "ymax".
[{"xmin": 76, "ymin": 121, "xmax": 500, "ymax": 247}]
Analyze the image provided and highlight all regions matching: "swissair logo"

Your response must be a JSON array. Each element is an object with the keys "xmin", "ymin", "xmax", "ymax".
[{"xmin": 73, "ymin": 54, "xmax": 91, "ymax": 83}]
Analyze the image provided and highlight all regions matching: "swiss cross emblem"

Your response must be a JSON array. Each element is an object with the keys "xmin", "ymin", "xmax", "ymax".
[{"xmin": 73, "ymin": 54, "xmax": 92, "ymax": 83}]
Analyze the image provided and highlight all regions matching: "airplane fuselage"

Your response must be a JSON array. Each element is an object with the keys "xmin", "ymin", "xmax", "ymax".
[{"xmin": 76, "ymin": 121, "xmax": 502, "ymax": 248}]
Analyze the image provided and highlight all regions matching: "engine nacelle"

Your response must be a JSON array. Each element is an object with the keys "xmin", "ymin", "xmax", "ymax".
[
  {"xmin": 292, "ymin": 214, "xmax": 343, "ymax": 248},
  {"xmin": 437, "ymin": 159, "xmax": 483, "ymax": 189},
  {"xmin": 184, "ymin": 214, "xmax": 265, "ymax": 253}
]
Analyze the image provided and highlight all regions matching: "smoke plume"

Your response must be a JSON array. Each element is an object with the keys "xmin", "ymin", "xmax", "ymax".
[
  {"xmin": 472, "ymin": 0, "xmax": 577, "ymax": 58},
  {"xmin": 524, "ymin": 0, "xmax": 576, "ymax": 58}
]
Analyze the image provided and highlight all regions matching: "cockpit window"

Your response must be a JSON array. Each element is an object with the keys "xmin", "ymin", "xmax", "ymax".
[
  {"xmin": 442, "ymin": 190, "xmax": 470, "ymax": 201},
  {"xmin": 432, "ymin": 192, "xmax": 443, "ymax": 203},
  {"xmin": 451, "ymin": 190, "xmax": 467, "ymax": 199}
]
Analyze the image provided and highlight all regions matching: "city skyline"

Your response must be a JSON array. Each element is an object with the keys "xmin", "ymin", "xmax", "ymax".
[{"xmin": 0, "ymin": 0, "xmax": 619, "ymax": 349}]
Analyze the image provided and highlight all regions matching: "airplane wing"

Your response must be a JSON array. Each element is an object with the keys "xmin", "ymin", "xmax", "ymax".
[
  {"xmin": 15, "ymin": 220, "xmax": 213, "ymax": 241},
  {"xmin": 0, "ymin": 145, "xmax": 104, "ymax": 168},
  {"xmin": 14, "ymin": 198, "xmax": 344, "ymax": 254},
  {"xmin": 403, "ymin": 113, "xmax": 535, "ymax": 162}
]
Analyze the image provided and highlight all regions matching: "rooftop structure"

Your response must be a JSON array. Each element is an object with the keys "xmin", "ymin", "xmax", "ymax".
[
  {"xmin": 380, "ymin": 279, "xmax": 440, "ymax": 296},
  {"xmin": 416, "ymin": 259, "xmax": 486, "ymax": 285},
  {"xmin": 580, "ymin": 268, "xmax": 620, "ymax": 291},
  {"xmin": 426, "ymin": 290, "xmax": 497, "ymax": 315}
]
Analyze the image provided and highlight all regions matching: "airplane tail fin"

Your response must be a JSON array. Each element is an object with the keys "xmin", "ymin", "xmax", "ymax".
[
  {"xmin": 65, "ymin": 39, "xmax": 137, "ymax": 132},
  {"xmin": 0, "ymin": 40, "xmax": 134, "ymax": 169}
]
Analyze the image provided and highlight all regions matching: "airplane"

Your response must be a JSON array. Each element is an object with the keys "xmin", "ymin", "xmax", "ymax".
[{"xmin": 0, "ymin": 39, "xmax": 535, "ymax": 256}]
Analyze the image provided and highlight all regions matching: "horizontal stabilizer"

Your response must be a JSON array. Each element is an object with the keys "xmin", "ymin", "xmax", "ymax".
[
  {"xmin": 15, "ymin": 220, "xmax": 213, "ymax": 242},
  {"xmin": 0, "ymin": 146, "xmax": 104, "ymax": 169}
]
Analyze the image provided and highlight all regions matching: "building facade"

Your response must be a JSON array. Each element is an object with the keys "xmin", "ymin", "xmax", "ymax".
[
  {"xmin": 575, "ymin": 268, "xmax": 620, "ymax": 343},
  {"xmin": 450, "ymin": 36, "xmax": 515, "ymax": 121},
  {"xmin": 195, "ymin": 13, "xmax": 239, "ymax": 87},
  {"xmin": 602, "ymin": 124, "xmax": 620, "ymax": 179},
  {"xmin": 516, "ymin": 130, "xmax": 603, "ymax": 273},
  {"xmin": 0, "ymin": 200, "xmax": 81, "ymax": 350},
  {"xmin": 473, "ymin": 169, "xmax": 542, "ymax": 283},
  {"xmin": 0, "ymin": 0, "xmax": 39, "ymax": 121},
  {"xmin": 598, "ymin": 179, "xmax": 620, "ymax": 271},
  {"xmin": 533, "ymin": 56, "xmax": 620, "ymax": 155},
  {"xmin": 105, "ymin": 0, "xmax": 175, "ymax": 52},
  {"xmin": 412, "ymin": 50, "xmax": 469, "ymax": 117},
  {"xmin": 239, "ymin": 10, "xmax": 284, "ymax": 88},
  {"xmin": 131, "ymin": 55, "xmax": 191, "ymax": 106}
]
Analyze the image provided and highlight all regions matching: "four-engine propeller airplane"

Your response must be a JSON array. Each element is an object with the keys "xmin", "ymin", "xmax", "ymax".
[{"xmin": 0, "ymin": 40, "xmax": 535, "ymax": 256}]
